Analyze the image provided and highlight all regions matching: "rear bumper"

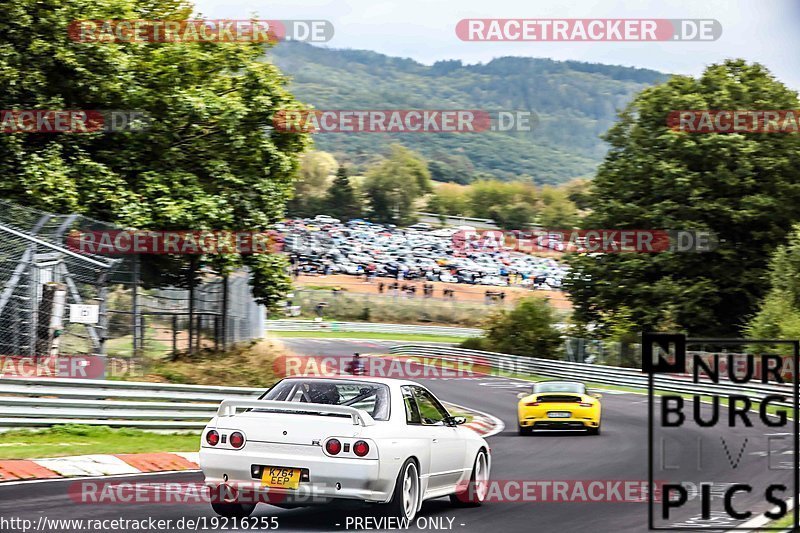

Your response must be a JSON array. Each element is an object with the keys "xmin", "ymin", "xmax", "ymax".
[
  {"xmin": 522, "ymin": 419, "xmax": 597, "ymax": 429},
  {"xmin": 518, "ymin": 410, "xmax": 600, "ymax": 429},
  {"xmin": 199, "ymin": 445, "xmax": 396, "ymax": 504}
]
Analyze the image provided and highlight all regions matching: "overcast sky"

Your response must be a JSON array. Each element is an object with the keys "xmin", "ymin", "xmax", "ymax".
[{"xmin": 193, "ymin": 0, "xmax": 800, "ymax": 90}]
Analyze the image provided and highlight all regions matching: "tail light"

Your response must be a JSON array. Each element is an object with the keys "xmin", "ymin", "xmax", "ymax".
[
  {"xmin": 229, "ymin": 432, "xmax": 245, "ymax": 449},
  {"xmin": 353, "ymin": 440, "xmax": 369, "ymax": 457},
  {"xmin": 325, "ymin": 439, "xmax": 342, "ymax": 455},
  {"xmin": 525, "ymin": 402, "xmax": 540, "ymax": 407},
  {"xmin": 579, "ymin": 402, "xmax": 593, "ymax": 408},
  {"xmin": 206, "ymin": 430, "xmax": 219, "ymax": 446}
]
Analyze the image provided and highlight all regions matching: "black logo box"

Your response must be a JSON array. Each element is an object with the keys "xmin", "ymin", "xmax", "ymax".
[{"xmin": 644, "ymin": 333, "xmax": 799, "ymax": 531}]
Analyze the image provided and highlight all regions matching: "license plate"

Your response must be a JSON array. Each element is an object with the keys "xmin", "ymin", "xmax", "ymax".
[
  {"xmin": 261, "ymin": 466, "xmax": 301, "ymax": 489},
  {"xmin": 547, "ymin": 411, "xmax": 571, "ymax": 418}
]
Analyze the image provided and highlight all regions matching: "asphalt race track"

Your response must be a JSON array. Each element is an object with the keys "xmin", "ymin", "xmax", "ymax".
[{"xmin": 0, "ymin": 339, "xmax": 793, "ymax": 533}]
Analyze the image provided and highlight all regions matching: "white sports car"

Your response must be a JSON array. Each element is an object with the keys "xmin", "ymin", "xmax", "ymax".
[{"xmin": 199, "ymin": 376, "xmax": 490, "ymax": 521}]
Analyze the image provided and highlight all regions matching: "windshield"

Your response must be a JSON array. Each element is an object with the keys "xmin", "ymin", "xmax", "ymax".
[
  {"xmin": 260, "ymin": 379, "xmax": 391, "ymax": 421},
  {"xmin": 533, "ymin": 382, "xmax": 586, "ymax": 395}
]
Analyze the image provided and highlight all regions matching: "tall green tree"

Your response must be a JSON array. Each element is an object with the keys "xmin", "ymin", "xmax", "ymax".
[
  {"xmin": 565, "ymin": 60, "xmax": 800, "ymax": 336},
  {"xmin": 0, "ymin": 0, "xmax": 310, "ymax": 307},
  {"xmin": 287, "ymin": 151, "xmax": 337, "ymax": 217},
  {"xmin": 363, "ymin": 145, "xmax": 431, "ymax": 225},
  {"xmin": 324, "ymin": 166, "xmax": 362, "ymax": 220},
  {"xmin": 747, "ymin": 224, "xmax": 800, "ymax": 339}
]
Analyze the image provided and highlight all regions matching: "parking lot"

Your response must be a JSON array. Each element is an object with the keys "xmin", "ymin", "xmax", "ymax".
[{"xmin": 281, "ymin": 216, "xmax": 569, "ymax": 290}]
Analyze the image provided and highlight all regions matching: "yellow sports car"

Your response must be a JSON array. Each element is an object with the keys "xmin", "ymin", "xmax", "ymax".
[{"xmin": 517, "ymin": 380, "xmax": 602, "ymax": 435}]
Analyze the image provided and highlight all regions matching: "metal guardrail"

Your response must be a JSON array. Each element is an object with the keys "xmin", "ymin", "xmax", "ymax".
[
  {"xmin": 266, "ymin": 320, "xmax": 481, "ymax": 337},
  {"xmin": 0, "ymin": 374, "xmax": 482, "ymax": 430},
  {"xmin": 389, "ymin": 345, "xmax": 796, "ymax": 407},
  {"xmin": 0, "ymin": 377, "xmax": 262, "ymax": 430},
  {"xmin": 3, "ymin": 345, "xmax": 793, "ymax": 430}
]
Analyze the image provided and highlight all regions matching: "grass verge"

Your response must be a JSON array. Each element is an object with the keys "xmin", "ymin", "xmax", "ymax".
[
  {"xmin": 0, "ymin": 425, "xmax": 200, "ymax": 460},
  {"xmin": 129, "ymin": 339, "xmax": 282, "ymax": 387},
  {"xmin": 269, "ymin": 330, "xmax": 465, "ymax": 343}
]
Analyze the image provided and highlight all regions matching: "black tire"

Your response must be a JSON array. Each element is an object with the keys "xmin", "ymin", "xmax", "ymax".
[
  {"xmin": 382, "ymin": 459, "xmax": 420, "ymax": 521},
  {"xmin": 518, "ymin": 424, "xmax": 532, "ymax": 436},
  {"xmin": 587, "ymin": 424, "xmax": 601, "ymax": 436},
  {"xmin": 450, "ymin": 450, "xmax": 490, "ymax": 507},
  {"xmin": 211, "ymin": 502, "xmax": 256, "ymax": 517}
]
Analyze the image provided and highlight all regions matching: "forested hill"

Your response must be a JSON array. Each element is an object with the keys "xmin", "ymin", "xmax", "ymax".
[{"xmin": 267, "ymin": 41, "xmax": 669, "ymax": 184}]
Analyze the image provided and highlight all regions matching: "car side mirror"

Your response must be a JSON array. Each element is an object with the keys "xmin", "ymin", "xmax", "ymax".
[
  {"xmin": 517, "ymin": 392, "xmax": 528, "ymax": 400},
  {"xmin": 447, "ymin": 416, "xmax": 467, "ymax": 426},
  {"xmin": 591, "ymin": 393, "xmax": 603, "ymax": 399}
]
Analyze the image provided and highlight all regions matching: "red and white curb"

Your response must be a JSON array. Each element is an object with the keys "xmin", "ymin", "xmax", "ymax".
[
  {"xmin": 0, "ymin": 452, "xmax": 199, "ymax": 483},
  {"xmin": 0, "ymin": 405, "xmax": 502, "ymax": 485},
  {"xmin": 444, "ymin": 401, "xmax": 505, "ymax": 438}
]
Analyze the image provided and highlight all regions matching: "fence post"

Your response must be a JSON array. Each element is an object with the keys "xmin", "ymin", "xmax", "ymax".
[
  {"xmin": 132, "ymin": 255, "xmax": 141, "ymax": 357},
  {"xmin": 172, "ymin": 314, "xmax": 178, "ymax": 357},
  {"xmin": 28, "ymin": 248, "xmax": 37, "ymax": 357},
  {"xmin": 97, "ymin": 272, "xmax": 109, "ymax": 357},
  {"xmin": 140, "ymin": 314, "xmax": 146, "ymax": 356},
  {"xmin": 188, "ymin": 258, "xmax": 196, "ymax": 355},
  {"xmin": 196, "ymin": 313, "xmax": 202, "ymax": 352},
  {"xmin": 221, "ymin": 274, "xmax": 228, "ymax": 350},
  {"xmin": 35, "ymin": 282, "xmax": 67, "ymax": 358},
  {"xmin": 214, "ymin": 315, "xmax": 219, "ymax": 351}
]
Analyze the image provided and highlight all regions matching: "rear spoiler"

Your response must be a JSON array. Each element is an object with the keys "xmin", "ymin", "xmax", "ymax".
[{"xmin": 216, "ymin": 399, "xmax": 376, "ymax": 427}]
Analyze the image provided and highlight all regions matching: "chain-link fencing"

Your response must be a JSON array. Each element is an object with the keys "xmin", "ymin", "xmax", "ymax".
[{"xmin": 0, "ymin": 200, "xmax": 266, "ymax": 371}]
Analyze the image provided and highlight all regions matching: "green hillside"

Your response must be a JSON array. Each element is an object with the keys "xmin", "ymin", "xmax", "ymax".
[{"xmin": 267, "ymin": 42, "xmax": 669, "ymax": 184}]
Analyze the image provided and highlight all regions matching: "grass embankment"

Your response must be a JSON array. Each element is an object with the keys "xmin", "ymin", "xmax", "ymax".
[
  {"xmin": 269, "ymin": 330, "xmax": 465, "ymax": 343},
  {"xmin": 135, "ymin": 339, "xmax": 282, "ymax": 387},
  {"xmin": 4, "ymin": 342, "xmax": 285, "ymax": 460},
  {"xmin": 0, "ymin": 425, "xmax": 200, "ymax": 460}
]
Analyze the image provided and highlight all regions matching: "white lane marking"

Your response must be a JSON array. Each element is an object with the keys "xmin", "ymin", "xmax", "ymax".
[{"xmin": 34, "ymin": 455, "xmax": 140, "ymax": 477}]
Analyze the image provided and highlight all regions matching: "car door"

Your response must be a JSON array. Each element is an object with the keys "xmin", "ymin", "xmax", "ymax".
[{"xmin": 404, "ymin": 385, "xmax": 467, "ymax": 490}]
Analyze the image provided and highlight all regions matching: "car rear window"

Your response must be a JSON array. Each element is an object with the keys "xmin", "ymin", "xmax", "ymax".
[
  {"xmin": 260, "ymin": 379, "xmax": 391, "ymax": 421},
  {"xmin": 533, "ymin": 382, "xmax": 585, "ymax": 394}
]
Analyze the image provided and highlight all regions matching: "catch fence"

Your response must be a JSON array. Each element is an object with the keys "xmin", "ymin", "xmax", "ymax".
[{"xmin": 0, "ymin": 200, "xmax": 265, "ymax": 367}]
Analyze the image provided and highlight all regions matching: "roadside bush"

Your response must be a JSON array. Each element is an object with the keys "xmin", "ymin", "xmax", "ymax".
[
  {"xmin": 459, "ymin": 337, "xmax": 491, "ymax": 351},
  {"xmin": 461, "ymin": 297, "xmax": 562, "ymax": 359}
]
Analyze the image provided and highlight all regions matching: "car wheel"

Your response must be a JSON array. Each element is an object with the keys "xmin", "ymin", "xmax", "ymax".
[
  {"xmin": 518, "ymin": 424, "xmax": 532, "ymax": 436},
  {"xmin": 383, "ymin": 459, "xmax": 420, "ymax": 521},
  {"xmin": 450, "ymin": 449, "xmax": 490, "ymax": 507},
  {"xmin": 587, "ymin": 424, "xmax": 601, "ymax": 435}
]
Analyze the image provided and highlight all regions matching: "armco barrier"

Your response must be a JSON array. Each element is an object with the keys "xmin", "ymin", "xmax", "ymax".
[
  {"xmin": 0, "ymin": 377, "xmax": 262, "ymax": 430},
  {"xmin": 0, "ymin": 375, "xmax": 489, "ymax": 431},
  {"xmin": 389, "ymin": 344, "xmax": 796, "ymax": 407},
  {"xmin": 266, "ymin": 320, "xmax": 481, "ymax": 337}
]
